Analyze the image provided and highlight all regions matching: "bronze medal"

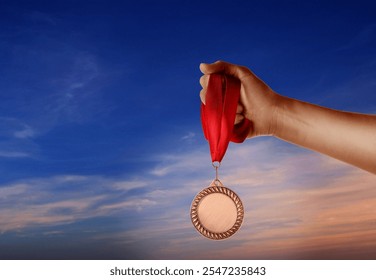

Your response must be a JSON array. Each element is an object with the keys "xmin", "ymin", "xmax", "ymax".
[{"xmin": 191, "ymin": 179, "xmax": 244, "ymax": 240}]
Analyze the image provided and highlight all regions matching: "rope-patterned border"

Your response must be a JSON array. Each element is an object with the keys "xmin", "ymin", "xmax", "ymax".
[{"xmin": 190, "ymin": 182, "xmax": 244, "ymax": 240}]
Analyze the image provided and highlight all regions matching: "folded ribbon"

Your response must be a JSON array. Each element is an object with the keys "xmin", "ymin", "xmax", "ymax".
[{"xmin": 201, "ymin": 74, "xmax": 251, "ymax": 163}]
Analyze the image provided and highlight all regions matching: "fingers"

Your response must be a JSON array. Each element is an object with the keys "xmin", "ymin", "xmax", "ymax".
[
  {"xmin": 199, "ymin": 60, "xmax": 251, "ymax": 80},
  {"xmin": 199, "ymin": 61, "xmax": 235, "ymax": 75},
  {"xmin": 199, "ymin": 61, "xmax": 221, "ymax": 74},
  {"xmin": 199, "ymin": 74, "xmax": 209, "ymax": 88},
  {"xmin": 235, "ymin": 114, "xmax": 244, "ymax": 125},
  {"xmin": 199, "ymin": 88, "xmax": 206, "ymax": 104},
  {"xmin": 199, "ymin": 76, "xmax": 247, "ymax": 109},
  {"xmin": 237, "ymin": 103, "xmax": 244, "ymax": 114},
  {"xmin": 199, "ymin": 74, "xmax": 209, "ymax": 104},
  {"xmin": 235, "ymin": 105, "xmax": 245, "ymax": 125}
]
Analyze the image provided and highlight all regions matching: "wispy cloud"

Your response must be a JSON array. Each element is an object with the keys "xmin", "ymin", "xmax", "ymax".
[
  {"xmin": 181, "ymin": 132, "xmax": 196, "ymax": 142},
  {"xmin": 0, "ymin": 48, "xmax": 109, "ymax": 159},
  {"xmin": 0, "ymin": 151, "xmax": 31, "ymax": 158},
  {"xmin": 230, "ymin": 166, "xmax": 376, "ymax": 260},
  {"xmin": 0, "ymin": 118, "xmax": 36, "ymax": 139},
  {"xmin": 0, "ymin": 175, "xmax": 158, "ymax": 233},
  {"xmin": 0, "ymin": 118, "xmax": 37, "ymax": 158},
  {"xmin": 0, "ymin": 140, "xmax": 375, "ymax": 259},
  {"xmin": 4, "ymin": 24, "xmax": 110, "ymax": 131},
  {"xmin": 99, "ymin": 199, "xmax": 157, "ymax": 212},
  {"xmin": 95, "ymin": 140, "xmax": 376, "ymax": 259},
  {"xmin": 150, "ymin": 149, "xmax": 208, "ymax": 177},
  {"xmin": 13, "ymin": 125, "xmax": 35, "ymax": 139},
  {"xmin": 44, "ymin": 52, "xmax": 106, "ymax": 124},
  {"xmin": 337, "ymin": 23, "xmax": 376, "ymax": 51},
  {"xmin": 111, "ymin": 180, "xmax": 149, "ymax": 191}
]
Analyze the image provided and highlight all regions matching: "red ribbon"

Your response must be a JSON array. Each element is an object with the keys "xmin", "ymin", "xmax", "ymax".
[{"xmin": 201, "ymin": 74, "xmax": 251, "ymax": 163}]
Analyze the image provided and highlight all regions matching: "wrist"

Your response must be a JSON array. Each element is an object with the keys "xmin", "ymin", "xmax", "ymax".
[{"xmin": 269, "ymin": 93, "xmax": 289, "ymax": 138}]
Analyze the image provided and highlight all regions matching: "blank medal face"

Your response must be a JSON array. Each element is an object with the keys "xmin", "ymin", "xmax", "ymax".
[{"xmin": 191, "ymin": 182, "xmax": 244, "ymax": 240}]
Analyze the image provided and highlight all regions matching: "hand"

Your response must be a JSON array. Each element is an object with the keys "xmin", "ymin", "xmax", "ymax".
[
  {"xmin": 199, "ymin": 60, "xmax": 281, "ymax": 138},
  {"xmin": 199, "ymin": 60, "xmax": 376, "ymax": 174}
]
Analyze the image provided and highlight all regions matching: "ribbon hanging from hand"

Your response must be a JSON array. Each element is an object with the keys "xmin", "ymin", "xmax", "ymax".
[{"xmin": 201, "ymin": 74, "xmax": 252, "ymax": 163}]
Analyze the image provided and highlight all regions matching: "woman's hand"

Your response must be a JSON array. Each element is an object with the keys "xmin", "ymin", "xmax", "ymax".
[
  {"xmin": 199, "ymin": 60, "xmax": 376, "ymax": 174},
  {"xmin": 199, "ymin": 60, "xmax": 281, "ymax": 138}
]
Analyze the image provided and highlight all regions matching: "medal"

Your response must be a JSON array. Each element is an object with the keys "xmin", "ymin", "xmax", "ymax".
[{"xmin": 191, "ymin": 74, "xmax": 251, "ymax": 240}]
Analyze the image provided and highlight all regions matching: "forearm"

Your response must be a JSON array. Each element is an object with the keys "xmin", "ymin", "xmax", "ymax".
[{"xmin": 273, "ymin": 95, "xmax": 376, "ymax": 174}]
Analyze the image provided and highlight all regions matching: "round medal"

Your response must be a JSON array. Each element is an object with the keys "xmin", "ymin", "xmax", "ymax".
[{"xmin": 190, "ymin": 180, "xmax": 244, "ymax": 240}]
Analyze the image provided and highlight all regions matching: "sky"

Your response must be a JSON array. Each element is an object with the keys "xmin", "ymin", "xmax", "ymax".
[{"xmin": 0, "ymin": 0, "xmax": 375, "ymax": 259}]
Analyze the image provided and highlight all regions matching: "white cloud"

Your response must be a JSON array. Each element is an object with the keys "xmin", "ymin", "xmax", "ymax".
[
  {"xmin": 13, "ymin": 125, "xmax": 35, "ymax": 139},
  {"xmin": 0, "ymin": 151, "xmax": 31, "ymax": 158},
  {"xmin": 0, "ymin": 194, "xmax": 106, "ymax": 233},
  {"xmin": 181, "ymin": 132, "xmax": 196, "ymax": 141},
  {"xmin": 0, "ymin": 140, "xmax": 375, "ymax": 259},
  {"xmin": 150, "ymin": 150, "xmax": 208, "ymax": 177},
  {"xmin": 94, "ymin": 140, "xmax": 376, "ymax": 259},
  {"xmin": 112, "ymin": 180, "xmax": 149, "ymax": 191},
  {"xmin": 0, "ymin": 118, "xmax": 38, "ymax": 158},
  {"xmin": 99, "ymin": 199, "xmax": 157, "ymax": 212},
  {"xmin": 47, "ymin": 53, "xmax": 104, "ymax": 124},
  {"xmin": 0, "ymin": 117, "xmax": 36, "ymax": 139},
  {"xmin": 0, "ymin": 175, "xmax": 159, "ymax": 233},
  {"xmin": 0, "ymin": 184, "xmax": 29, "ymax": 197}
]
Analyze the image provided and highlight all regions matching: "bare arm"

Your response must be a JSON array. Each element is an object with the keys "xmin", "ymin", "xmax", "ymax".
[
  {"xmin": 200, "ymin": 61, "xmax": 376, "ymax": 174},
  {"xmin": 275, "ymin": 95, "xmax": 376, "ymax": 173}
]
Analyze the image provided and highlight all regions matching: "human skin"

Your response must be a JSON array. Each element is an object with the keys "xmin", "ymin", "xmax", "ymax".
[{"xmin": 199, "ymin": 61, "xmax": 376, "ymax": 174}]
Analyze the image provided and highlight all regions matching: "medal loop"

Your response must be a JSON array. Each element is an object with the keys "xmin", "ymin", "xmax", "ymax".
[
  {"xmin": 212, "ymin": 161, "xmax": 221, "ymax": 182},
  {"xmin": 201, "ymin": 74, "xmax": 251, "ymax": 163}
]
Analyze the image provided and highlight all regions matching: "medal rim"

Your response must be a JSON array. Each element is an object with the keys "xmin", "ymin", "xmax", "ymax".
[{"xmin": 190, "ymin": 181, "xmax": 244, "ymax": 240}]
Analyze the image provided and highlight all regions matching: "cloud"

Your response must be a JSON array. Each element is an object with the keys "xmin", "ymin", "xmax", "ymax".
[
  {"xmin": 45, "ymin": 53, "xmax": 105, "ymax": 124},
  {"xmin": 0, "ymin": 139, "xmax": 375, "ymax": 259},
  {"xmin": 337, "ymin": 23, "xmax": 376, "ymax": 51},
  {"xmin": 0, "ymin": 195, "xmax": 105, "ymax": 234},
  {"xmin": 99, "ymin": 199, "xmax": 157, "ymax": 212},
  {"xmin": 13, "ymin": 125, "xmax": 35, "ymax": 139},
  {"xmin": 150, "ymin": 150, "xmax": 208, "ymax": 177},
  {"xmin": 181, "ymin": 132, "xmax": 196, "ymax": 142},
  {"xmin": 245, "ymin": 167, "xmax": 375, "ymax": 259},
  {"xmin": 0, "ymin": 118, "xmax": 38, "ymax": 158},
  {"xmin": 0, "ymin": 48, "xmax": 108, "ymax": 159},
  {"xmin": 0, "ymin": 118, "xmax": 36, "ymax": 139},
  {"xmin": 0, "ymin": 151, "xmax": 31, "ymax": 158},
  {"xmin": 111, "ymin": 180, "xmax": 149, "ymax": 191},
  {"xmin": 95, "ymin": 140, "xmax": 376, "ymax": 259},
  {"xmin": 0, "ymin": 175, "xmax": 159, "ymax": 233},
  {"xmin": 4, "ymin": 32, "xmax": 111, "ymax": 133}
]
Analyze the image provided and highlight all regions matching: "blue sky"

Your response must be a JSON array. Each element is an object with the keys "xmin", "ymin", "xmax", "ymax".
[{"xmin": 0, "ymin": 0, "xmax": 376, "ymax": 259}]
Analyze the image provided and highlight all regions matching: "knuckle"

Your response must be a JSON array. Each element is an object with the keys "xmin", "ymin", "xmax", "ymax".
[
  {"xmin": 199, "ymin": 89, "xmax": 206, "ymax": 104},
  {"xmin": 199, "ymin": 75, "xmax": 208, "ymax": 87}
]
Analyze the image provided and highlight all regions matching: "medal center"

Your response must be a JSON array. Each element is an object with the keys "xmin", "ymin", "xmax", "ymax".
[{"xmin": 197, "ymin": 193, "xmax": 237, "ymax": 233}]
